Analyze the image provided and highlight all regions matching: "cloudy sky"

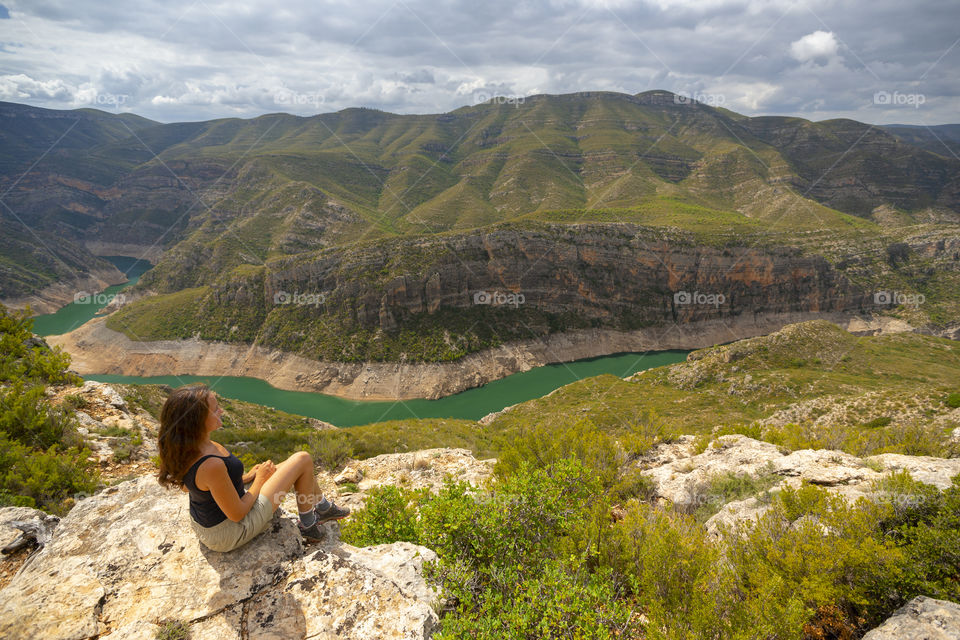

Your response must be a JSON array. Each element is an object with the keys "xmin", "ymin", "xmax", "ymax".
[{"xmin": 0, "ymin": 0, "xmax": 956, "ymax": 125}]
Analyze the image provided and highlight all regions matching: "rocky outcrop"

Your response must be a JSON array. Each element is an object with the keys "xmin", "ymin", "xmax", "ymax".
[
  {"xmin": 0, "ymin": 476, "xmax": 439, "ymax": 640},
  {"xmin": 327, "ymin": 449, "xmax": 496, "ymax": 513},
  {"xmin": 862, "ymin": 596, "xmax": 960, "ymax": 640},
  {"xmin": 635, "ymin": 435, "xmax": 960, "ymax": 535},
  {"xmin": 48, "ymin": 381, "xmax": 159, "ymax": 482}
]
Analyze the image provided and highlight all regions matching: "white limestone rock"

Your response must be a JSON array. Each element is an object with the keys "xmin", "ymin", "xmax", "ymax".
[
  {"xmin": 862, "ymin": 596, "xmax": 960, "ymax": 640},
  {"xmin": 0, "ymin": 475, "xmax": 439, "ymax": 640}
]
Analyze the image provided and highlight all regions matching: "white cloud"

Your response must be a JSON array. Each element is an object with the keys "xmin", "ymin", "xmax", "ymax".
[
  {"xmin": 0, "ymin": 73, "xmax": 73, "ymax": 101},
  {"xmin": 0, "ymin": 0, "xmax": 957, "ymax": 125},
  {"xmin": 790, "ymin": 30, "xmax": 839, "ymax": 64}
]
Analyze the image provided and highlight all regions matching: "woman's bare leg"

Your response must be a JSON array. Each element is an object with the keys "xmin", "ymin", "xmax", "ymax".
[{"xmin": 259, "ymin": 451, "xmax": 322, "ymax": 512}]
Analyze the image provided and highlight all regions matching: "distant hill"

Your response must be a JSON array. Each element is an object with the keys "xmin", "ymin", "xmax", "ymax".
[
  {"xmin": 2, "ymin": 92, "xmax": 959, "ymax": 359},
  {"xmin": 880, "ymin": 124, "xmax": 960, "ymax": 158}
]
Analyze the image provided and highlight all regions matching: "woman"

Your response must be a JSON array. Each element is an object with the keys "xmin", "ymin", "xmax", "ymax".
[{"xmin": 157, "ymin": 384, "xmax": 350, "ymax": 552}]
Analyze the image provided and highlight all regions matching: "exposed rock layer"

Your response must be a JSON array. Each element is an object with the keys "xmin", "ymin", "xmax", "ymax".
[{"xmin": 48, "ymin": 312, "xmax": 911, "ymax": 400}]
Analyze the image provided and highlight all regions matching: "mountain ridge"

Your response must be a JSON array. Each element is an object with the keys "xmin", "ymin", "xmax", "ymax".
[{"xmin": 2, "ymin": 91, "xmax": 958, "ymax": 368}]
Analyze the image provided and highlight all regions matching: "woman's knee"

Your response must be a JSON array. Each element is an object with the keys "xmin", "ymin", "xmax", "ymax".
[{"xmin": 289, "ymin": 450, "xmax": 313, "ymax": 467}]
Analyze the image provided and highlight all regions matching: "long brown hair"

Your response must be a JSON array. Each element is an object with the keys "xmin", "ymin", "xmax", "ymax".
[{"xmin": 157, "ymin": 384, "xmax": 213, "ymax": 488}]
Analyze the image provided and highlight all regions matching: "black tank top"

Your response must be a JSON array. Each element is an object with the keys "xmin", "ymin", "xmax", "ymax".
[{"xmin": 182, "ymin": 452, "xmax": 245, "ymax": 527}]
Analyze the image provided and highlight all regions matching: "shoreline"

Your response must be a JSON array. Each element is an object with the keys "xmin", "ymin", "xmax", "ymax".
[
  {"xmin": 1, "ymin": 267, "xmax": 128, "ymax": 316},
  {"xmin": 46, "ymin": 312, "xmax": 921, "ymax": 401}
]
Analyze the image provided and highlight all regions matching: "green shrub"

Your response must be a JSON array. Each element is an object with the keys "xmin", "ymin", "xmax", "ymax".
[
  {"xmin": 308, "ymin": 431, "xmax": 354, "ymax": 471},
  {"xmin": 97, "ymin": 425, "xmax": 134, "ymax": 438},
  {"xmin": 762, "ymin": 420, "xmax": 955, "ymax": 458},
  {"xmin": 0, "ymin": 306, "xmax": 79, "ymax": 386},
  {"xmin": 154, "ymin": 620, "xmax": 189, "ymax": 640},
  {"xmin": 338, "ymin": 482, "xmax": 359, "ymax": 494},
  {"xmin": 0, "ymin": 382, "xmax": 78, "ymax": 450},
  {"xmin": 62, "ymin": 393, "xmax": 89, "ymax": 410},
  {"xmin": 600, "ymin": 502, "xmax": 759, "ymax": 640},
  {"xmin": 0, "ymin": 431, "xmax": 98, "ymax": 515},
  {"xmin": 888, "ymin": 474, "xmax": 960, "ymax": 603},
  {"xmin": 946, "ymin": 392, "xmax": 960, "ymax": 408},
  {"xmin": 0, "ymin": 305, "xmax": 97, "ymax": 513},
  {"xmin": 730, "ymin": 483, "xmax": 906, "ymax": 633},
  {"xmin": 862, "ymin": 416, "xmax": 893, "ymax": 429},
  {"xmin": 340, "ymin": 485, "xmax": 422, "ymax": 546},
  {"xmin": 496, "ymin": 414, "xmax": 671, "ymax": 494},
  {"xmin": 436, "ymin": 561, "xmax": 640, "ymax": 639}
]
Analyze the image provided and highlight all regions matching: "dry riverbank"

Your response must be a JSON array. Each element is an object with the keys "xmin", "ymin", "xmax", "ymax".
[{"xmin": 45, "ymin": 311, "xmax": 919, "ymax": 400}]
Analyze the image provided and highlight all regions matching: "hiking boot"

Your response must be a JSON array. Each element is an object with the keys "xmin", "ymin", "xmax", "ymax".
[
  {"xmin": 298, "ymin": 520, "xmax": 325, "ymax": 543},
  {"xmin": 315, "ymin": 501, "xmax": 351, "ymax": 523}
]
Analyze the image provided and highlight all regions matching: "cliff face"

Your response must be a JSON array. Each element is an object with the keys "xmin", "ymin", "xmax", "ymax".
[
  {"xmin": 261, "ymin": 223, "xmax": 871, "ymax": 333},
  {"xmin": 103, "ymin": 220, "xmax": 960, "ymax": 367}
]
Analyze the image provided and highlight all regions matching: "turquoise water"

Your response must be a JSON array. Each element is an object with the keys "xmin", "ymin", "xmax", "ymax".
[
  {"xmin": 87, "ymin": 350, "xmax": 688, "ymax": 426},
  {"xmin": 32, "ymin": 256, "xmax": 154, "ymax": 336},
  {"xmin": 32, "ymin": 254, "xmax": 689, "ymax": 425}
]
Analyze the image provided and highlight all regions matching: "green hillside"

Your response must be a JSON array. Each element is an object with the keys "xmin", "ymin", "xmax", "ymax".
[{"xmin": 2, "ymin": 92, "xmax": 959, "ymax": 355}]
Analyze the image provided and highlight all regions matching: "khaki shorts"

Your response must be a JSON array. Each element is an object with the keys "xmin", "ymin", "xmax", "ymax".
[{"xmin": 190, "ymin": 494, "xmax": 274, "ymax": 552}]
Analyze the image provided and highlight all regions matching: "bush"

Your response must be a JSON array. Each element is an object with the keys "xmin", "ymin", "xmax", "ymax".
[
  {"xmin": 340, "ymin": 485, "xmax": 422, "ymax": 546},
  {"xmin": 686, "ymin": 468, "xmax": 779, "ymax": 522},
  {"xmin": 154, "ymin": 620, "xmax": 189, "ymax": 640},
  {"xmin": 888, "ymin": 474, "xmax": 960, "ymax": 603},
  {"xmin": 333, "ymin": 450, "xmax": 960, "ymax": 639},
  {"xmin": 730, "ymin": 483, "xmax": 906, "ymax": 633},
  {"xmin": 862, "ymin": 416, "xmax": 893, "ymax": 429},
  {"xmin": 0, "ymin": 382, "xmax": 79, "ymax": 450},
  {"xmin": 0, "ymin": 305, "xmax": 97, "ymax": 513},
  {"xmin": 946, "ymin": 392, "xmax": 960, "ymax": 409},
  {"xmin": 0, "ymin": 431, "xmax": 98, "ymax": 515},
  {"xmin": 0, "ymin": 306, "xmax": 79, "ymax": 386},
  {"xmin": 436, "ymin": 561, "xmax": 640, "ymax": 640},
  {"xmin": 308, "ymin": 431, "xmax": 354, "ymax": 471},
  {"xmin": 762, "ymin": 420, "xmax": 956, "ymax": 458},
  {"xmin": 496, "ymin": 414, "xmax": 671, "ymax": 495}
]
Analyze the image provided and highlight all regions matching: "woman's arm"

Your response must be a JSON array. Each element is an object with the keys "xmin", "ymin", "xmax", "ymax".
[{"xmin": 197, "ymin": 458, "xmax": 269, "ymax": 522}]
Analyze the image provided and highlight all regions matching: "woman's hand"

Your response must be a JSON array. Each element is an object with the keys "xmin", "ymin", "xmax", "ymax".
[
  {"xmin": 241, "ymin": 463, "xmax": 259, "ymax": 484},
  {"xmin": 253, "ymin": 460, "xmax": 276, "ymax": 487}
]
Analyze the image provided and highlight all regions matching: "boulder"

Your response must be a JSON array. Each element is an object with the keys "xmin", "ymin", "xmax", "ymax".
[
  {"xmin": 355, "ymin": 448, "xmax": 495, "ymax": 494},
  {"xmin": 0, "ymin": 507, "xmax": 51, "ymax": 551},
  {"xmin": 81, "ymin": 380, "xmax": 127, "ymax": 409},
  {"xmin": 334, "ymin": 466, "xmax": 363, "ymax": 485},
  {"xmin": 0, "ymin": 476, "xmax": 438, "ymax": 639},
  {"xmin": 640, "ymin": 435, "xmax": 960, "ymax": 532},
  {"xmin": 862, "ymin": 596, "xmax": 960, "ymax": 639}
]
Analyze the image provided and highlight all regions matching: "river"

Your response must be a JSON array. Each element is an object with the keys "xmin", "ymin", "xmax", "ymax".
[
  {"xmin": 32, "ymin": 256, "xmax": 154, "ymax": 337},
  {"xmin": 34, "ymin": 257, "xmax": 689, "ymax": 426}
]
